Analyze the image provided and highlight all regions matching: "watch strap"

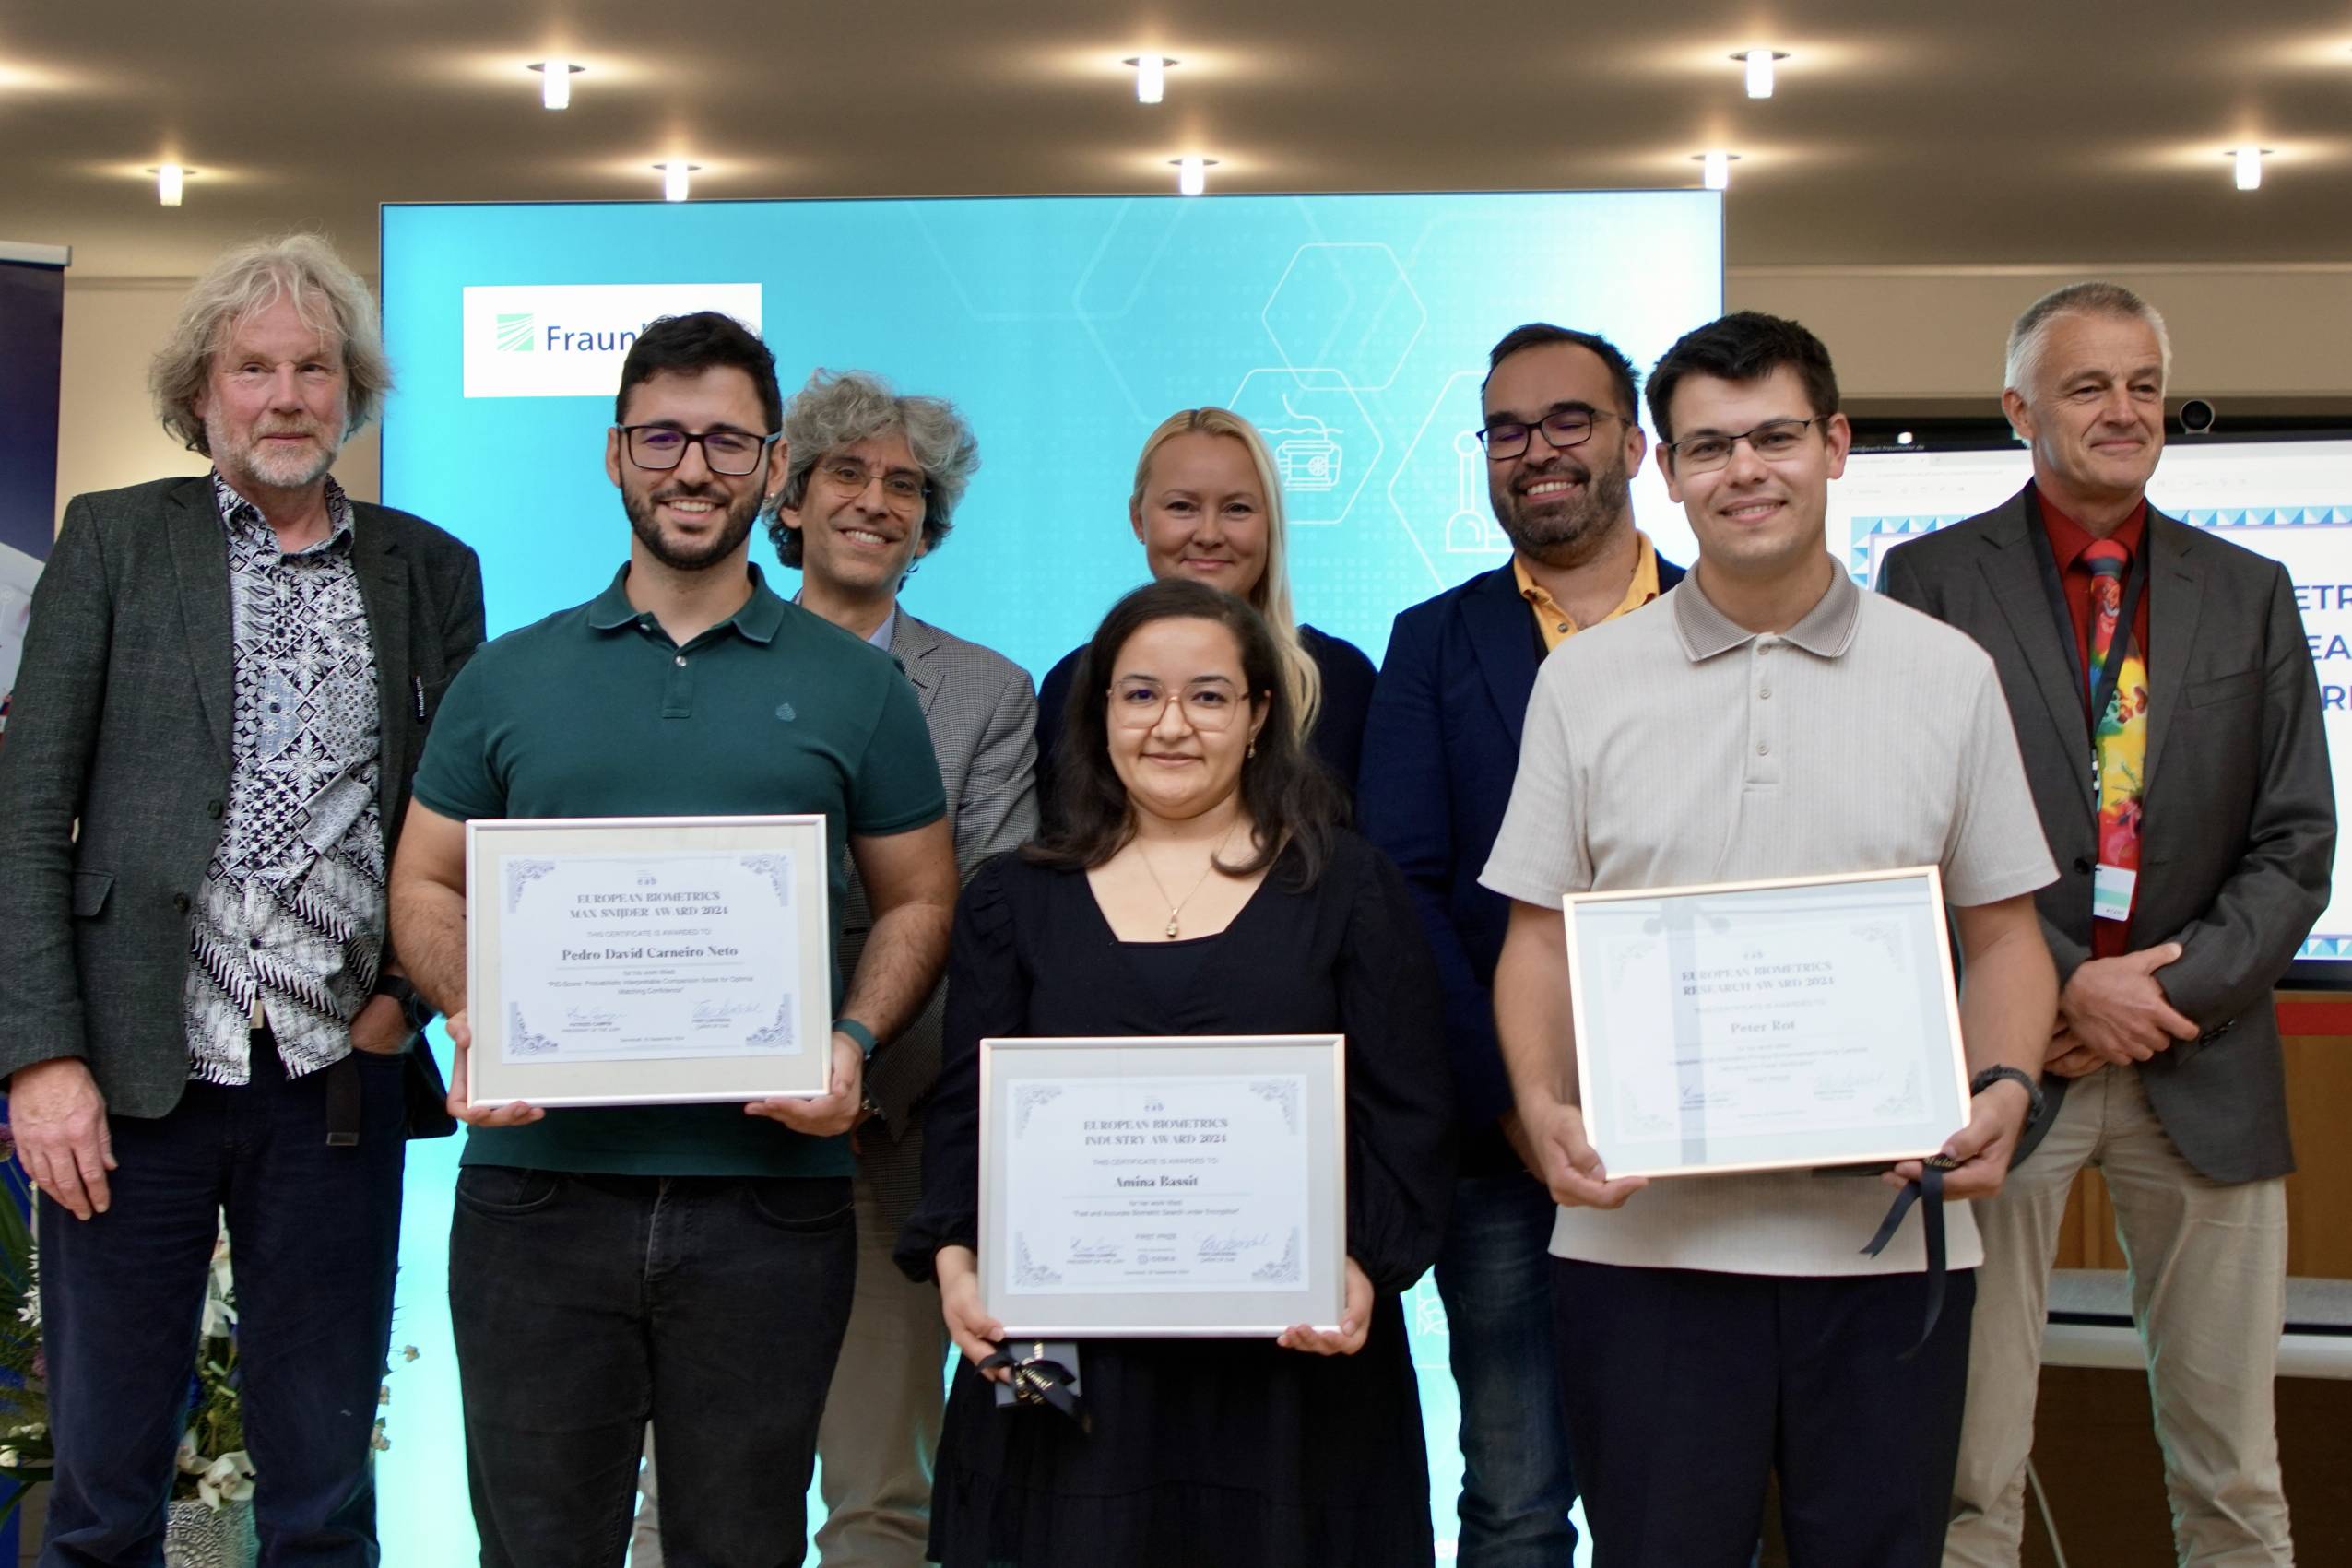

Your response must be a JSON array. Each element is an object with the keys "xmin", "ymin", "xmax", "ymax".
[
  {"xmin": 833, "ymin": 1017, "xmax": 879, "ymax": 1057},
  {"xmin": 1970, "ymin": 1063, "xmax": 2045, "ymax": 1124}
]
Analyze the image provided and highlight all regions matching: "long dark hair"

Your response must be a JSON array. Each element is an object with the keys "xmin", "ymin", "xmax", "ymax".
[{"xmin": 1026, "ymin": 579, "xmax": 1341, "ymax": 888}]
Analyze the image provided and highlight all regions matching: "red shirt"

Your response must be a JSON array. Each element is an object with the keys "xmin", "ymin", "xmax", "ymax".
[{"xmin": 2035, "ymin": 486, "xmax": 2149, "ymax": 958}]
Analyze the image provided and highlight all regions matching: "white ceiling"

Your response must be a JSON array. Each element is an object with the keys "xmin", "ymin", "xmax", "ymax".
[{"xmin": 3, "ymin": 1, "xmax": 2348, "ymax": 277}]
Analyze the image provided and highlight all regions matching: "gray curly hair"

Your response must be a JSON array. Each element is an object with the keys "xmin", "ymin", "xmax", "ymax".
[
  {"xmin": 772, "ymin": 369, "xmax": 980, "ymax": 568},
  {"xmin": 148, "ymin": 232, "xmax": 392, "ymax": 455}
]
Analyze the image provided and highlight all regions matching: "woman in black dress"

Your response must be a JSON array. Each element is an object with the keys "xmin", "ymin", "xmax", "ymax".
[
  {"xmin": 1033, "ymin": 407, "xmax": 1377, "ymax": 822},
  {"xmin": 899, "ymin": 578, "xmax": 1454, "ymax": 1568}
]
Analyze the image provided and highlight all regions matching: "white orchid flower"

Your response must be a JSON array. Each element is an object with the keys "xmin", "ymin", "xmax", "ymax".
[{"xmin": 197, "ymin": 1451, "xmax": 256, "ymax": 1508}]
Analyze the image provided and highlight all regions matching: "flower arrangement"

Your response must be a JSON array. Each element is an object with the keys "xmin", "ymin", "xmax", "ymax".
[
  {"xmin": 0, "ymin": 1120, "xmax": 51, "ymax": 1529},
  {"xmin": 0, "ymin": 1126, "xmax": 412, "ymax": 1525},
  {"xmin": 174, "ymin": 1227, "xmax": 253, "ymax": 1509}
]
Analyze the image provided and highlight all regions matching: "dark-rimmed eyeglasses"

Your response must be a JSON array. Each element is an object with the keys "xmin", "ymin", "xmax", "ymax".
[
  {"xmin": 1476, "ymin": 407, "xmax": 1632, "ymax": 462},
  {"xmin": 1661, "ymin": 417, "xmax": 1828, "ymax": 474},
  {"xmin": 616, "ymin": 425, "xmax": 780, "ymax": 477}
]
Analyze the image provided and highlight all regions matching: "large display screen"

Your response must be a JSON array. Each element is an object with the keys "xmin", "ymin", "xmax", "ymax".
[
  {"xmin": 378, "ymin": 191, "xmax": 1722, "ymax": 1563},
  {"xmin": 1834, "ymin": 436, "xmax": 2352, "ymax": 978}
]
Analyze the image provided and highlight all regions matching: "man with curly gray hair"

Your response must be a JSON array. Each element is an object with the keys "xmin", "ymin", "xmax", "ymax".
[
  {"xmin": 0, "ymin": 232, "xmax": 482, "ymax": 1563},
  {"xmin": 632, "ymin": 369, "xmax": 1035, "ymax": 1568}
]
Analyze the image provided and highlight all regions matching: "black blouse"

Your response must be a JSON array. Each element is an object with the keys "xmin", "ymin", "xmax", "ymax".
[{"xmin": 898, "ymin": 831, "xmax": 1455, "ymax": 1296}]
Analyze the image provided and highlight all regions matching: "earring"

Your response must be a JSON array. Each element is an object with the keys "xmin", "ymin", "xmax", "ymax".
[{"xmin": 1247, "ymin": 739, "xmax": 1257, "ymax": 760}]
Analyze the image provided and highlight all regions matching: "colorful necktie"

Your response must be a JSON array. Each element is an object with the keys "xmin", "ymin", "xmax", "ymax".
[{"xmin": 2085, "ymin": 540, "xmax": 2148, "ymax": 892}]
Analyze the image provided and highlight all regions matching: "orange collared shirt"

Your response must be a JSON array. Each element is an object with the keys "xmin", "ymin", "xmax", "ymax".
[{"xmin": 1514, "ymin": 531, "xmax": 1661, "ymax": 654}]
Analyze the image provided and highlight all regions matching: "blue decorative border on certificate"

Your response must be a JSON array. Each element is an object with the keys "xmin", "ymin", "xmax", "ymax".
[
  {"xmin": 738, "ymin": 853, "xmax": 793, "ymax": 908},
  {"xmin": 507, "ymin": 1002, "xmax": 560, "ymax": 1056},
  {"xmin": 1012, "ymin": 1083, "xmax": 1064, "ymax": 1135},
  {"xmin": 1248, "ymin": 1078, "xmax": 1301, "ymax": 1133},
  {"xmin": 1250, "ymin": 1230, "xmax": 1302, "ymax": 1284},
  {"xmin": 505, "ymin": 859, "xmax": 556, "ymax": 913},
  {"xmin": 1013, "ymin": 1234, "xmax": 1064, "ymax": 1287}
]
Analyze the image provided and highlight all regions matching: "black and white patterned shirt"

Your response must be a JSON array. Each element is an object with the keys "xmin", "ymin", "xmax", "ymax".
[{"xmin": 184, "ymin": 474, "xmax": 385, "ymax": 1083}]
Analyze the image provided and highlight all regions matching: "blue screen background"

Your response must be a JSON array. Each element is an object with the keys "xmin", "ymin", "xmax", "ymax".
[{"xmin": 377, "ymin": 191, "xmax": 1720, "ymax": 1562}]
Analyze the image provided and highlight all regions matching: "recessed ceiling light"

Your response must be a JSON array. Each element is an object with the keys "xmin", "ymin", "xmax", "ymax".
[
  {"xmin": 656, "ymin": 161, "xmax": 701, "ymax": 202},
  {"xmin": 1736, "ymin": 49, "xmax": 1789, "ymax": 99},
  {"xmin": 149, "ymin": 164, "xmax": 188, "ymax": 206},
  {"xmin": 2232, "ymin": 146, "xmax": 2267, "ymax": 191},
  {"xmin": 529, "ymin": 60, "xmax": 584, "ymax": 111},
  {"xmin": 1170, "ymin": 155, "xmax": 1218, "ymax": 195},
  {"xmin": 1693, "ymin": 150, "xmax": 1740, "ymax": 191},
  {"xmin": 1124, "ymin": 54, "xmax": 1175, "ymax": 104}
]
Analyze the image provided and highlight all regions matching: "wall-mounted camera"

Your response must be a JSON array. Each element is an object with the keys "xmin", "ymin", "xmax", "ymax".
[{"xmin": 2178, "ymin": 398, "xmax": 2217, "ymax": 435}]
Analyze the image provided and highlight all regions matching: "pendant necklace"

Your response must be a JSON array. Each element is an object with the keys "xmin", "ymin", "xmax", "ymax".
[{"xmin": 1135, "ymin": 822, "xmax": 1242, "ymax": 939}]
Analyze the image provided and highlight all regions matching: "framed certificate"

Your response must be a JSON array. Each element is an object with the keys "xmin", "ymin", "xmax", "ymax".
[
  {"xmin": 1563, "ymin": 867, "xmax": 1969, "ymax": 1179},
  {"xmin": 979, "ymin": 1035, "xmax": 1347, "ymax": 1337},
  {"xmin": 465, "ymin": 815, "xmax": 834, "ymax": 1108}
]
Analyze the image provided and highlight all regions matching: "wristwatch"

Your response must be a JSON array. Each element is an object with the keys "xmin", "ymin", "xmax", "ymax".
[{"xmin": 1969, "ymin": 1064, "xmax": 2045, "ymax": 1125}]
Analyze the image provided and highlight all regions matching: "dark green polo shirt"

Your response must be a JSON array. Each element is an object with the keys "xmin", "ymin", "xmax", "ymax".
[{"xmin": 412, "ymin": 563, "xmax": 945, "ymax": 1178}]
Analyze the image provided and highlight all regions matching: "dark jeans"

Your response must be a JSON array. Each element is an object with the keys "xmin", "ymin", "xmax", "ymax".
[
  {"xmin": 39, "ymin": 1041, "xmax": 408, "ymax": 1568},
  {"xmin": 1550, "ymin": 1257, "xmax": 1975, "ymax": 1568},
  {"xmin": 1433, "ymin": 1171, "xmax": 1577, "ymax": 1566},
  {"xmin": 448, "ymin": 1168, "xmax": 857, "ymax": 1568}
]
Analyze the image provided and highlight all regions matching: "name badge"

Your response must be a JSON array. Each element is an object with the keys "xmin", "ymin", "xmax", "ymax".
[{"xmin": 2093, "ymin": 863, "xmax": 2137, "ymax": 923}]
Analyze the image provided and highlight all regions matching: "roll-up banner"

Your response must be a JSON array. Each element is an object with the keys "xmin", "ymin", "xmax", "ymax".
[{"xmin": 0, "ymin": 241, "xmax": 68, "ymax": 732}]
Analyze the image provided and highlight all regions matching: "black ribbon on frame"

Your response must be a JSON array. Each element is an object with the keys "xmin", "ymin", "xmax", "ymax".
[
  {"xmin": 981, "ymin": 1340, "xmax": 1091, "ymax": 1432},
  {"xmin": 1860, "ymin": 1156, "xmax": 1956, "ymax": 1361}
]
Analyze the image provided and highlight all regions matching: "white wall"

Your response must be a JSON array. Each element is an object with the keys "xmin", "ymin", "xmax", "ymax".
[
  {"xmin": 55, "ymin": 277, "xmax": 381, "ymax": 527},
  {"xmin": 1729, "ymin": 262, "xmax": 2352, "ymax": 408}
]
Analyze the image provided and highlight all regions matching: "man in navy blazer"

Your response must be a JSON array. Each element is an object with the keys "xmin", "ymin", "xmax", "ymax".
[{"xmin": 1359, "ymin": 324, "xmax": 1683, "ymax": 1566}]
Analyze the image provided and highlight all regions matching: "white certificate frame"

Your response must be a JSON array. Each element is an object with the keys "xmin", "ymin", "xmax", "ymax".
[
  {"xmin": 1563, "ymin": 866, "xmax": 1969, "ymax": 1180},
  {"xmin": 979, "ymin": 1035, "xmax": 1347, "ymax": 1338},
  {"xmin": 465, "ymin": 815, "xmax": 833, "ymax": 1108}
]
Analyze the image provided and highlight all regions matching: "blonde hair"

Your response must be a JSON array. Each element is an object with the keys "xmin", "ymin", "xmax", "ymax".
[
  {"xmin": 1129, "ymin": 407, "xmax": 1322, "ymax": 739},
  {"xmin": 149, "ymin": 232, "xmax": 392, "ymax": 455}
]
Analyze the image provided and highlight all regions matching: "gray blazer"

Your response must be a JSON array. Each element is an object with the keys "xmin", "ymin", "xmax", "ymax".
[
  {"xmin": 1879, "ymin": 486, "xmax": 2334, "ymax": 1183},
  {"xmin": 0, "ymin": 475, "xmax": 486, "ymax": 1118},
  {"xmin": 836, "ymin": 609, "xmax": 1039, "ymax": 1235}
]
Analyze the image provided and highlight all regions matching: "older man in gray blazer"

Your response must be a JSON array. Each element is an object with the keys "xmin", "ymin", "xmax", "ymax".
[
  {"xmin": 633, "ymin": 369, "xmax": 1036, "ymax": 1568},
  {"xmin": 1878, "ymin": 282, "xmax": 2334, "ymax": 1567},
  {"xmin": 0, "ymin": 235, "xmax": 483, "ymax": 1564}
]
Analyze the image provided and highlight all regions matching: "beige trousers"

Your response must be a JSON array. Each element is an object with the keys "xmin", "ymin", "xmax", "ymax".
[
  {"xmin": 628, "ymin": 1173, "xmax": 948, "ymax": 1568},
  {"xmin": 810, "ymin": 1174, "xmax": 951, "ymax": 1568},
  {"xmin": 1944, "ymin": 1063, "xmax": 2293, "ymax": 1568}
]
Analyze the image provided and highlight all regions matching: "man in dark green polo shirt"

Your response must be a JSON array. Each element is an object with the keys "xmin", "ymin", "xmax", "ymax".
[{"xmin": 389, "ymin": 312, "xmax": 956, "ymax": 1568}]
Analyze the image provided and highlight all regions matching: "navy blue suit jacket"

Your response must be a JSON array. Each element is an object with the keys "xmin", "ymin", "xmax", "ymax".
[{"xmin": 1357, "ymin": 553, "xmax": 1685, "ymax": 1171}]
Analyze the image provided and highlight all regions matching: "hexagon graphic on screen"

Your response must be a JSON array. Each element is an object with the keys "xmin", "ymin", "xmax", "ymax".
[
  {"xmin": 1260, "ymin": 243, "xmax": 1426, "ymax": 393},
  {"xmin": 1228, "ymin": 370, "xmax": 1381, "ymax": 527}
]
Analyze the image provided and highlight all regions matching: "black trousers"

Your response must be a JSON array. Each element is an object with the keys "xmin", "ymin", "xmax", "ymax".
[
  {"xmin": 1550, "ymin": 1256, "xmax": 1974, "ymax": 1568},
  {"xmin": 40, "ymin": 1040, "xmax": 408, "ymax": 1567},
  {"xmin": 449, "ymin": 1168, "xmax": 857, "ymax": 1568}
]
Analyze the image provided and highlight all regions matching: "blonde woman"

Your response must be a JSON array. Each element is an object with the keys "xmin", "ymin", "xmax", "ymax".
[{"xmin": 1034, "ymin": 407, "xmax": 1376, "ymax": 820}]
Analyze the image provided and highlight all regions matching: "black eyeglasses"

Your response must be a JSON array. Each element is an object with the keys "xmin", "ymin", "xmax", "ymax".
[
  {"xmin": 1476, "ymin": 407, "xmax": 1631, "ymax": 461},
  {"xmin": 1661, "ymin": 416, "xmax": 1827, "ymax": 474},
  {"xmin": 616, "ymin": 425, "xmax": 781, "ymax": 477}
]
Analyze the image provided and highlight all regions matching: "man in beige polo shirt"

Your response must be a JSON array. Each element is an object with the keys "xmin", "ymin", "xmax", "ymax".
[{"xmin": 1483, "ymin": 311, "xmax": 2059, "ymax": 1567}]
